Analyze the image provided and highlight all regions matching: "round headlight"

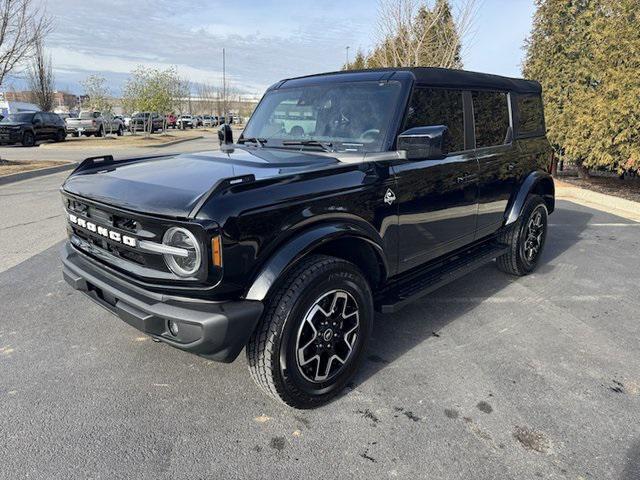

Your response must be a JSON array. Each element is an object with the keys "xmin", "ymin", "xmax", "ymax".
[{"xmin": 162, "ymin": 227, "xmax": 201, "ymax": 277}]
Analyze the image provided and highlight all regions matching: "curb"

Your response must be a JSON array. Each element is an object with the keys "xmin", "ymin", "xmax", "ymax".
[
  {"xmin": 0, "ymin": 162, "xmax": 77, "ymax": 186},
  {"xmin": 556, "ymin": 183, "xmax": 640, "ymax": 222},
  {"xmin": 144, "ymin": 135, "xmax": 204, "ymax": 148}
]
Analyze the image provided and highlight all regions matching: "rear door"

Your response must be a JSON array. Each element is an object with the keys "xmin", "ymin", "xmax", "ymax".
[
  {"xmin": 471, "ymin": 90, "xmax": 520, "ymax": 238},
  {"xmin": 393, "ymin": 87, "xmax": 479, "ymax": 273}
]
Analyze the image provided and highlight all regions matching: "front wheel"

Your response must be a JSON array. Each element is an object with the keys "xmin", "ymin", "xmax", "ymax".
[
  {"xmin": 497, "ymin": 194, "xmax": 548, "ymax": 276},
  {"xmin": 21, "ymin": 131, "xmax": 35, "ymax": 147},
  {"xmin": 247, "ymin": 255, "xmax": 373, "ymax": 409}
]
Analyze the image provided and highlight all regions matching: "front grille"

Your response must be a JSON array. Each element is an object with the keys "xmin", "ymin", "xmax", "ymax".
[{"xmin": 64, "ymin": 196, "xmax": 168, "ymax": 273}]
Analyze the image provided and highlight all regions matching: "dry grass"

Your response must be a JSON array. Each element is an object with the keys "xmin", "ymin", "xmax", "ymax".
[
  {"xmin": 42, "ymin": 130, "xmax": 204, "ymax": 149},
  {"xmin": 0, "ymin": 159, "xmax": 69, "ymax": 176}
]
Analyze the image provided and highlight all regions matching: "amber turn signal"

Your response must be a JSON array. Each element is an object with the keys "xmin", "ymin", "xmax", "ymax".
[{"xmin": 211, "ymin": 235, "xmax": 222, "ymax": 267}]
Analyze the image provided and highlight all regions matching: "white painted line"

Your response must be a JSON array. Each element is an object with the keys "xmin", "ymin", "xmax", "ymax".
[{"xmin": 549, "ymin": 223, "xmax": 640, "ymax": 227}]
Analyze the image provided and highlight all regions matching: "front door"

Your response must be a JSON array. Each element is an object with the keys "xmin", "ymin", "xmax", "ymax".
[
  {"xmin": 393, "ymin": 87, "xmax": 479, "ymax": 273},
  {"xmin": 32, "ymin": 113, "xmax": 46, "ymax": 140}
]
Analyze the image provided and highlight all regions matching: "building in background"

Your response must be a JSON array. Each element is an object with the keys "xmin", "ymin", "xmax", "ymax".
[{"xmin": 1, "ymin": 90, "xmax": 80, "ymax": 112}]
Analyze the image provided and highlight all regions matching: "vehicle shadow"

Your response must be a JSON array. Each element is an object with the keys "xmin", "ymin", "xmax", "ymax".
[{"xmin": 350, "ymin": 203, "xmax": 594, "ymax": 389}]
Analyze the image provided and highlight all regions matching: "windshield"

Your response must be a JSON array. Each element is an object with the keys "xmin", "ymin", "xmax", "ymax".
[
  {"xmin": 1, "ymin": 113, "xmax": 34, "ymax": 123},
  {"xmin": 242, "ymin": 81, "xmax": 402, "ymax": 152}
]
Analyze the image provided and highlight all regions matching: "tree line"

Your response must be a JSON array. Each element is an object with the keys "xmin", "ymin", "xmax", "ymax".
[
  {"xmin": 523, "ymin": 0, "xmax": 640, "ymax": 176},
  {"xmin": 344, "ymin": 0, "xmax": 475, "ymax": 70}
]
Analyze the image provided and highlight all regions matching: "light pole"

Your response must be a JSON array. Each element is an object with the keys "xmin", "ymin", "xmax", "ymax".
[{"xmin": 345, "ymin": 46, "xmax": 350, "ymax": 69}]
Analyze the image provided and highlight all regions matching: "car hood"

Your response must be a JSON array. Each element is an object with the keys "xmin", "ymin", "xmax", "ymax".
[{"xmin": 62, "ymin": 147, "xmax": 341, "ymax": 218}]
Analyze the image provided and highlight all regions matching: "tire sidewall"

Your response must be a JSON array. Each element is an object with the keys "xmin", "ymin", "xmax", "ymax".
[
  {"xmin": 22, "ymin": 131, "xmax": 35, "ymax": 147},
  {"xmin": 517, "ymin": 199, "xmax": 548, "ymax": 273},
  {"xmin": 276, "ymin": 262, "xmax": 373, "ymax": 403}
]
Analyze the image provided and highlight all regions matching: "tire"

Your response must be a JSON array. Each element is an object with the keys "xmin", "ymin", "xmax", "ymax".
[
  {"xmin": 247, "ymin": 255, "xmax": 373, "ymax": 409},
  {"xmin": 55, "ymin": 129, "xmax": 66, "ymax": 142},
  {"xmin": 497, "ymin": 194, "xmax": 548, "ymax": 276},
  {"xmin": 21, "ymin": 131, "xmax": 35, "ymax": 147}
]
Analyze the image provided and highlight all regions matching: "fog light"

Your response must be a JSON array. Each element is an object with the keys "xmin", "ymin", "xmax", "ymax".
[{"xmin": 168, "ymin": 320, "xmax": 179, "ymax": 337}]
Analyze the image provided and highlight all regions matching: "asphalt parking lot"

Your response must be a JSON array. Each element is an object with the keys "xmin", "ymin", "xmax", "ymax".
[{"xmin": 1, "ymin": 171, "xmax": 639, "ymax": 479}]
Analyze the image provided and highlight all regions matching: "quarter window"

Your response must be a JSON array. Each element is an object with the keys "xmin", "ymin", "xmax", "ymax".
[
  {"xmin": 404, "ymin": 88, "xmax": 465, "ymax": 153},
  {"xmin": 472, "ymin": 91, "xmax": 510, "ymax": 148},
  {"xmin": 516, "ymin": 95, "xmax": 544, "ymax": 136}
]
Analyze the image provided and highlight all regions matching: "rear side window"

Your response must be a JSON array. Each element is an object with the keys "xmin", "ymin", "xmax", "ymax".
[
  {"xmin": 516, "ymin": 95, "xmax": 544, "ymax": 136},
  {"xmin": 404, "ymin": 88, "xmax": 465, "ymax": 153},
  {"xmin": 472, "ymin": 91, "xmax": 510, "ymax": 148}
]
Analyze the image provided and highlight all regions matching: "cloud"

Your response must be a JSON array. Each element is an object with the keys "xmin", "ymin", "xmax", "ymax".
[{"xmin": 41, "ymin": 0, "xmax": 377, "ymax": 95}]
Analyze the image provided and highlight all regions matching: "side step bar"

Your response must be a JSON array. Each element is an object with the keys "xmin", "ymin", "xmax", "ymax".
[{"xmin": 376, "ymin": 241, "xmax": 510, "ymax": 314}]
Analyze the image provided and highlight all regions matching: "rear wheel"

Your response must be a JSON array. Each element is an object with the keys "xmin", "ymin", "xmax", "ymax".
[
  {"xmin": 247, "ymin": 255, "xmax": 373, "ymax": 409},
  {"xmin": 497, "ymin": 194, "xmax": 548, "ymax": 276},
  {"xmin": 55, "ymin": 129, "xmax": 66, "ymax": 142},
  {"xmin": 21, "ymin": 131, "xmax": 35, "ymax": 147}
]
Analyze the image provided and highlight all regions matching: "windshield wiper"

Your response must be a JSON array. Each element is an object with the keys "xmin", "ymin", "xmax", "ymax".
[
  {"xmin": 240, "ymin": 137, "xmax": 267, "ymax": 147},
  {"xmin": 281, "ymin": 140, "xmax": 334, "ymax": 152}
]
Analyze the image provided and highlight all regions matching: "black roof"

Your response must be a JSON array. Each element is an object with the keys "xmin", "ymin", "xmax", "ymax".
[{"xmin": 277, "ymin": 67, "xmax": 541, "ymax": 95}]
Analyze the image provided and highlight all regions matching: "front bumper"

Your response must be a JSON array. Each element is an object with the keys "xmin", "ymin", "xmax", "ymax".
[
  {"xmin": 0, "ymin": 131, "xmax": 22, "ymax": 143},
  {"xmin": 60, "ymin": 241, "xmax": 264, "ymax": 363}
]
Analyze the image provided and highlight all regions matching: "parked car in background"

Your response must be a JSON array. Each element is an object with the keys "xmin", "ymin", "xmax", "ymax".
[
  {"xmin": 202, "ymin": 115, "xmax": 214, "ymax": 127},
  {"xmin": 166, "ymin": 113, "xmax": 177, "ymax": 129},
  {"xmin": 129, "ymin": 112, "xmax": 164, "ymax": 133},
  {"xmin": 123, "ymin": 115, "xmax": 132, "ymax": 129},
  {"xmin": 66, "ymin": 111, "xmax": 124, "ymax": 137},
  {"xmin": 0, "ymin": 111, "xmax": 66, "ymax": 146},
  {"xmin": 177, "ymin": 115, "xmax": 195, "ymax": 129},
  {"xmin": 218, "ymin": 116, "xmax": 226, "ymax": 125},
  {"xmin": 194, "ymin": 115, "xmax": 203, "ymax": 127}
]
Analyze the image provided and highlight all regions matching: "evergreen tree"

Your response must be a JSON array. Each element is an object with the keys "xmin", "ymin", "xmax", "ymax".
[
  {"xmin": 346, "ymin": 0, "xmax": 468, "ymax": 70},
  {"xmin": 524, "ymin": 0, "xmax": 640, "ymax": 175},
  {"xmin": 342, "ymin": 49, "xmax": 367, "ymax": 70}
]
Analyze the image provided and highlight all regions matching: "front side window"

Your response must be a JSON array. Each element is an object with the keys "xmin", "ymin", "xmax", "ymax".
[
  {"xmin": 472, "ymin": 91, "xmax": 510, "ymax": 148},
  {"xmin": 403, "ymin": 88, "xmax": 465, "ymax": 152},
  {"xmin": 516, "ymin": 94, "xmax": 544, "ymax": 136},
  {"xmin": 243, "ymin": 81, "xmax": 403, "ymax": 153}
]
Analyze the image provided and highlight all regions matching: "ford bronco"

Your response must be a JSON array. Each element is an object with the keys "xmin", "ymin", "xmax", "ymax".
[{"xmin": 60, "ymin": 68, "xmax": 554, "ymax": 408}]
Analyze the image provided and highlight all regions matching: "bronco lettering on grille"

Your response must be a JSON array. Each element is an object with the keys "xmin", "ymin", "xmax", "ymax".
[{"xmin": 68, "ymin": 213, "xmax": 137, "ymax": 247}]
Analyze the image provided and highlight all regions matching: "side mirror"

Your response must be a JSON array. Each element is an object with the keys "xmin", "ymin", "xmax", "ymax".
[
  {"xmin": 218, "ymin": 124, "xmax": 233, "ymax": 146},
  {"xmin": 397, "ymin": 125, "xmax": 449, "ymax": 160}
]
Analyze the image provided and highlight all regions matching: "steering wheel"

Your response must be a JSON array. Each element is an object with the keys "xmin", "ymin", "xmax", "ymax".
[{"xmin": 360, "ymin": 129, "xmax": 380, "ymax": 141}]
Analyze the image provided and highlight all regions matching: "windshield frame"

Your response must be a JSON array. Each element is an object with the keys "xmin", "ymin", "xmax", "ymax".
[{"xmin": 242, "ymin": 76, "xmax": 412, "ymax": 154}]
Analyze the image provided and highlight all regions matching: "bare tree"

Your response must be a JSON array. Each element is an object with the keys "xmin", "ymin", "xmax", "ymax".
[
  {"xmin": 368, "ymin": 0, "xmax": 477, "ymax": 69},
  {"xmin": 0, "ymin": 0, "xmax": 52, "ymax": 87},
  {"xmin": 27, "ymin": 37, "xmax": 54, "ymax": 111},
  {"xmin": 81, "ymin": 75, "xmax": 113, "ymax": 136}
]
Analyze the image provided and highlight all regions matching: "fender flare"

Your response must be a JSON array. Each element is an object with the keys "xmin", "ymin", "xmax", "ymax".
[
  {"xmin": 245, "ymin": 222, "xmax": 388, "ymax": 302},
  {"xmin": 505, "ymin": 170, "xmax": 555, "ymax": 225}
]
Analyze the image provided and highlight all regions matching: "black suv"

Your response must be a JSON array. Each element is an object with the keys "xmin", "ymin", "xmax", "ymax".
[
  {"xmin": 60, "ymin": 68, "xmax": 554, "ymax": 408},
  {"xmin": 0, "ymin": 111, "xmax": 66, "ymax": 146},
  {"xmin": 128, "ymin": 112, "xmax": 164, "ymax": 133}
]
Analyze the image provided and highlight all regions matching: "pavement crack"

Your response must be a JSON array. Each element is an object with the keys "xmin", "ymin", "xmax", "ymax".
[{"xmin": 1, "ymin": 214, "xmax": 63, "ymax": 230}]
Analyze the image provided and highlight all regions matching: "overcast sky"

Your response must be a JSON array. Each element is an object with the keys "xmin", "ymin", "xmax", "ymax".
[{"xmin": 21, "ymin": 0, "xmax": 535, "ymax": 96}]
